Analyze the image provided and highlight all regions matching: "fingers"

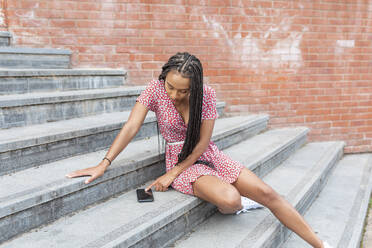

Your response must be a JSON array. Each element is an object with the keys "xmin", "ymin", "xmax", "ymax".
[
  {"xmin": 65, "ymin": 169, "xmax": 90, "ymax": 178},
  {"xmin": 146, "ymin": 181, "xmax": 169, "ymax": 192},
  {"xmin": 65, "ymin": 168, "xmax": 96, "ymax": 184},
  {"xmin": 145, "ymin": 181, "xmax": 156, "ymax": 192},
  {"xmin": 154, "ymin": 184, "xmax": 167, "ymax": 192},
  {"xmin": 84, "ymin": 175, "xmax": 96, "ymax": 184}
]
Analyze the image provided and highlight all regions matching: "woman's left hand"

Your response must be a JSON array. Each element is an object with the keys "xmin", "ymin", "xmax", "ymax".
[{"xmin": 145, "ymin": 167, "xmax": 181, "ymax": 192}]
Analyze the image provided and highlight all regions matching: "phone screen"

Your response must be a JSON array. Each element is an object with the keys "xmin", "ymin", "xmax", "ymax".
[{"xmin": 136, "ymin": 188, "xmax": 154, "ymax": 202}]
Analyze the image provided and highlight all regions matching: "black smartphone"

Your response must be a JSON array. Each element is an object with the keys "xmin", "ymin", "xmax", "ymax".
[{"xmin": 136, "ymin": 188, "xmax": 154, "ymax": 202}]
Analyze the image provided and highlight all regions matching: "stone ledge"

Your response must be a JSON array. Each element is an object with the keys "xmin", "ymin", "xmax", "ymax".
[{"xmin": 0, "ymin": 47, "xmax": 71, "ymax": 55}]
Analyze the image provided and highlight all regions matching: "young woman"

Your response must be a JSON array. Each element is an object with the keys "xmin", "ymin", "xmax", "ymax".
[{"xmin": 66, "ymin": 52, "xmax": 332, "ymax": 248}]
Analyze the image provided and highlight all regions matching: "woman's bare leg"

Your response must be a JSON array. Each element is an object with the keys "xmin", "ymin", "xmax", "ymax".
[
  {"xmin": 233, "ymin": 168, "xmax": 324, "ymax": 248},
  {"xmin": 192, "ymin": 175, "xmax": 243, "ymax": 214}
]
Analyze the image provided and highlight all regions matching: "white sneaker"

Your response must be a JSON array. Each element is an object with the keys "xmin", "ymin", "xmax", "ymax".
[
  {"xmin": 323, "ymin": 241, "xmax": 334, "ymax": 248},
  {"xmin": 236, "ymin": 196, "xmax": 264, "ymax": 215}
]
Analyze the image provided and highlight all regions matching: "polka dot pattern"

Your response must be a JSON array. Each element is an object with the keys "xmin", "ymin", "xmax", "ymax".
[{"xmin": 137, "ymin": 79, "xmax": 244, "ymax": 195}]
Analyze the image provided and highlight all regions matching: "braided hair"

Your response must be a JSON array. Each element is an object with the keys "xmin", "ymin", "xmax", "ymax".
[{"xmin": 158, "ymin": 52, "xmax": 204, "ymax": 164}]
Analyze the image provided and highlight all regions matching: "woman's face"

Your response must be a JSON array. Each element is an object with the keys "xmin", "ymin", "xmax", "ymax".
[{"xmin": 164, "ymin": 70, "xmax": 190, "ymax": 105}]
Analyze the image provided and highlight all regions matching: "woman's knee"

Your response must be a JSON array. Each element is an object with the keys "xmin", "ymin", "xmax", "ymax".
[{"xmin": 218, "ymin": 187, "xmax": 241, "ymax": 212}]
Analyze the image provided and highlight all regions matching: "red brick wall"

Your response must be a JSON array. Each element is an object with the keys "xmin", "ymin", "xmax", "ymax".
[{"xmin": 4, "ymin": 0, "xmax": 372, "ymax": 153}]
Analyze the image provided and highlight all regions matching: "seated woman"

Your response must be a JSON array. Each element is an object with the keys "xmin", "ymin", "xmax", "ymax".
[{"xmin": 66, "ymin": 52, "xmax": 332, "ymax": 248}]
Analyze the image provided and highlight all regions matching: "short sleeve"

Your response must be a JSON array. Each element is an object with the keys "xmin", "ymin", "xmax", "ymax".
[
  {"xmin": 136, "ymin": 80, "xmax": 159, "ymax": 112},
  {"xmin": 201, "ymin": 86, "xmax": 219, "ymax": 120}
]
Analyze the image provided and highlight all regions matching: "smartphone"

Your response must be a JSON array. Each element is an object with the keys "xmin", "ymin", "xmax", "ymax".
[{"xmin": 136, "ymin": 188, "xmax": 154, "ymax": 202}]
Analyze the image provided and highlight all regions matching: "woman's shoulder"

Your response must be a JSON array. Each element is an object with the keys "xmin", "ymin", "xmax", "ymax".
[
  {"xmin": 203, "ymin": 84, "xmax": 217, "ymax": 98},
  {"xmin": 146, "ymin": 79, "xmax": 163, "ymax": 88}
]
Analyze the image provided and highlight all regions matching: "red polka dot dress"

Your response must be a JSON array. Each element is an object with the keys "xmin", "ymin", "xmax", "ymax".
[{"xmin": 137, "ymin": 79, "xmax": 244, "ymax": 195}]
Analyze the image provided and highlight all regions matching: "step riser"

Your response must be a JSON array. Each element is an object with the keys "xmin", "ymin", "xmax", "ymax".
[
  {"xmin": 131, "ymin": 202, "xmax": 217, "ymax": 248},
  {"xmin": 0, "ymin": 38, "xmax": 9, "ymax": 46},
  {"xmin": 0, "ymin": 54, "xmax": 70, "ymax": 69},
  {"xmin": 0, "ymin": 75, "xmax": 126, "ymax": 95},
  {"xmin": 0, "ymin": 105, "xmax": 224, "ymax": 176},
  {"xmin": 0, "ymin": 32, "xmax": 11, "ymax": 46},
  {"xmin": 0, "ymin": 119, "xmax": 157, "ymax": 176},
  {"xmin": 255, "ymin": 146, "xmax": 344, "ymax": 248},
  {"xmin": 0, "ymin": 95, "xmax": 139, "ymax": 129},
  {"xmin": 0, "ymin": 117, "xmax": 265, "ymax": 244},
  {"xmin": 253, "ymin": 134, "xmax": 307, "ymax": 178},
  {"xmin": 112, "ymin": 132, "xmax": 308, "ymax": 248},
  {"xmin": 212, "ymin": 121, "xmax": 267, "ymax": 150}
]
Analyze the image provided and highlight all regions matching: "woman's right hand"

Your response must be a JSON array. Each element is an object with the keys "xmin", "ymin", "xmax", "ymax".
[{"xmin": 65, "ymin": 162, "xmax": 108, "ymax": 184}]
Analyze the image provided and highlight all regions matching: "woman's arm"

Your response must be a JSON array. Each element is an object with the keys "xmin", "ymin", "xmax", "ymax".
[
  {"xmin": 66, "ymin": 102, "xmax": 149, "ymax": 184},
  {"xmin": 146, "ymin": 119, "xmax": 215, "ymax": 191},
  {"xmin": 102, "ymin": 102, "xmax": 149, "ymax": 168}
]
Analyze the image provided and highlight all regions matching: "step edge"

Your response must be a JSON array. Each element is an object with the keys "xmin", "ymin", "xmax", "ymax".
[
  {"xmin": 0, "ymin": 47, "xmax": 72, "ymax": 55},
  {"xmin": 0, "ymin": 86, "xmax": 144, "ymax": 107},
  {"xmin": 0, "ymin": 68, "xmax": 127, "ymax": 77}
]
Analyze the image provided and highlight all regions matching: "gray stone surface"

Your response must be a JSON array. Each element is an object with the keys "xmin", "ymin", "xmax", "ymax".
[
  {"xmin": 172, "ymin": 142, "xmax": 344, "ymax": 248},
  {"xmin": 0, "ymin": 115, "xmax": 267, "ymax": 244},
  {"xmin": 0, "ymin": 125, "xmax": 307, "ymax": 247},
  {"xmin": 283, "ymin": 154, "xmax": 372, "ymax": 248},
  {"xmin": 0, "ymin": 39, "xmax": 8, "ymax": 46},
  {"xmin": 363, "ymin": 204, "xmax": 372, "ymax": 248},
  {"xmin": 0, "ymin": 69, "xmax": 127, "ymax": 95},
  {"xmin": 0, "ymin": 86, "xmax": 144, "ymax": 128},
  {"xmin": 0, "ymin": 47, "xmax": 71, "ymax": 69},
  {"xmin": 0, "ymin": 32, "xmax": 11, "ymax": 37},
  {"xmin": 0, "ymin": 32, "xmax": 11, "ymax": 46},
  {"xmin": 0, "ymin": 47, "xmax": 71, "ymax": 54}
]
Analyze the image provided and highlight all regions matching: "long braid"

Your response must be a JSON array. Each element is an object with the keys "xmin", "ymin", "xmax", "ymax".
[{"xmin": 158, "ymin": 52, "xmax": 204, "ymax": 164}]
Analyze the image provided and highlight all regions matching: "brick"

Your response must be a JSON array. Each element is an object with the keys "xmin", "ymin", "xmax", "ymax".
[
  {"xmin": 76, "ymin": 2, "xmax": 102, "ymax": 11},
  {"xmin": 104, "ymin": 54, "xmax": 130, "ymax": 62},
  {"xmin": 50, "ymin": 20, "xmax": 76, "ymax": 28},
  {"xmin": 51, "ymin": 37, "xmax": 77, "ymax": 45},
  {"xmin": 20, "ymin": 0, "xmax": 48, "ymax": 9},
  {"xmin": 141, "ymin": 62, "xmax": 163, "ymax": 69},
  {"xmin": 20, "ymin": 18, "xmax": 49, "ymax": 27},
  {"xmin": 150, "ymin": 5, "xmax": 186, "ymax": 13},
  {"xmin": 78, "ymin": 54, "xmax": 105, "ymax": 62},
  {"xmin": 102, "ymin": 37, "xmax": 127, "ymax": 45},
  {"xmin": 126, "ymin": 38, "xmax": 152, "ymax": 45},
  {"xmin": 45, "ymin": 1, "xmax": 74, "ymax": 10}
]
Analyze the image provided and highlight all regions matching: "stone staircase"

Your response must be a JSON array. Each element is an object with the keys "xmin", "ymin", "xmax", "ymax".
[{"xmin": 0, "ymin": 32, "xmax": 371, "ymax": 248}]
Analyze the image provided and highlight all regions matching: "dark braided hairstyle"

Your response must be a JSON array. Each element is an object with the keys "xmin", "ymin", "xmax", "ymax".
[{"xmin": 158, "ymin": 52, "xmax": 204, "ymax": 164}]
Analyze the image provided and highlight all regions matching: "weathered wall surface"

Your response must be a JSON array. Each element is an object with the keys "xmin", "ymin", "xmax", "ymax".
[
  {"xmin": 0, "ymin": 0, "xmax": 7, "ymax": 30},
  {"xmin": 4, "ymin": 0, "xmax": 372, "ymax": 153}
]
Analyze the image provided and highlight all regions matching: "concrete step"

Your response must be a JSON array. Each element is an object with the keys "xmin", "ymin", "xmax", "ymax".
[
  {"xmin": 0, "ymin": 86, "xmax": 144, "ymax": 128},
  {"xmin": 0, "ymin": 101, "xmax": 227, "ymax": 176},
  {"xmin": 0, "ymin": 114, "xmax": 268, "ymax": 244},
  {"xmin": 282, "ymin": 154, "xmax": 372, "ymax": 248},
  {"xmin": 0, "ymin": 69, "xmax": 127, "ymax": 95},
  {"xmin": 0, "ymin": 32, "xmax": 11, "ymax": 46},
  {"xmin": 172, "ymin": 141, "xmax": 344, "ymax": 248},
  {"xmin": 0, "ymin": 47, "xmax": 71, "ymax": 69}
]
